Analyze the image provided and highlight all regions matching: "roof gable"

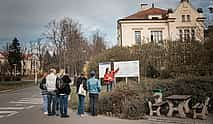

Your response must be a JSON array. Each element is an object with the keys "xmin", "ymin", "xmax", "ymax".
[{"xmin": 125, "ymin": 8, "xmax": 168, "ymax": 20}]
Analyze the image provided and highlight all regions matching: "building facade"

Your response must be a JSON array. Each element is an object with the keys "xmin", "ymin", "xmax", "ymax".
[
  {"xmin": 0, "ymin": 52, "xmax": 40, "ymax": 76},
  {"xmin": 117, "ymin": 0, "xmax": 205, "ymax": 47}
]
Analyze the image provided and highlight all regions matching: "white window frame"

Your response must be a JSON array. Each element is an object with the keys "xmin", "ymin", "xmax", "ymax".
[
  {"xmin": 135, "ymin": 31, "xmax": 141, "ymax": 44},
  {"xmin": 151, "ymin": 31, "xmax": 163, "ymax": 43}
]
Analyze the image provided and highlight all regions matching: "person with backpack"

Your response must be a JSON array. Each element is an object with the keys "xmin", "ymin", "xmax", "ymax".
[
  {"xmin": 46, "ymin": 68, "xmax": 57, "ymax": 116},
  {"xmin": 76, "ymin": 72, "xmax": 87, "ymax": 117},
  {"xmin": 39, "ymin": 72, "xmax": 48, "ymax": 115},
  {"xmin": 87, "ymin": 71, "xmax": 101, "ymax": 116},
  {"xmin": 56, "ymin": 69, "xmax": 71, "ymax": 118}
]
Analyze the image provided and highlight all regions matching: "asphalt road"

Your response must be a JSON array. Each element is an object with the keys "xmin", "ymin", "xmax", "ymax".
[{"xmin": 0, "ymin": 86, "xmax": 212, "ymax": 124}]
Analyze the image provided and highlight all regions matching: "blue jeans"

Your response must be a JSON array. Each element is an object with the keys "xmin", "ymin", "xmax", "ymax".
[
  {"xmin": 107, "ymin": 83, "xmax": 112, "ymax": 92},
  {"xmin": 56, "ymin": 95, "xmax": 60, "ymax": 115},
  {"xmin": 89, "ymin": 93, "xmax": 99, "ymax": 116},
  {"xmin": 78, "ymin": 94, "xmax": 85, "ymax": 115},
  {"xmin": 42, "ymin": 95, "xmax": 48, "ymax": 113},
  {"xmin": 59, "ymin": 95, "xmax": 69, "ymax": 116},
  {"xmin": 47, "ymin": 91, "xmax": 57, "ymax": 115}
]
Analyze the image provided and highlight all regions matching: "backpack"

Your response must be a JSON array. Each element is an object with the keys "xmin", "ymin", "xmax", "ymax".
[
  {"xmin": 56, "ymin": 77, "xmax": 65, "ymax": 89},
  {"xmin": 39, "ymin": 78, "xmax": 47, "ymax": 90}
]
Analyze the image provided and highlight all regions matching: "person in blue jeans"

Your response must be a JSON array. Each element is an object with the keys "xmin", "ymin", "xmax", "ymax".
[
  {"xmin": 56, "ymin": 69, "xmax": 71, "ymax": 118},
  {"xmin": 76, "ymin": 73, "xmax": 87, "ymax": 117},
  {"xmin": 46, "ymin": 68, "xmax": 57, "ymax": 116},
  {"xmin": 39, "ymin": 72, "xmax": 48, "ymax": 115},
  {"xmin": 87, "ymin": 71, "xmax": 101, "ymax": 116}
]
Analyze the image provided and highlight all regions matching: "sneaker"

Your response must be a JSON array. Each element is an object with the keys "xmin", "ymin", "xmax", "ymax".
[
  {"xmin": 80, "ymin": 114, "xmax": 85, "ymax": 117},
  {"xmin": 64, "ymin": 115, "xmax": 70, "ymax": 118},
  {"xmin": 44, "ymin": 112, "xmax": 48, "ymax": 115},
  {"xmin": 48, "ymin": 113, "xmax": 54, "ymax": 116},
  {"xmin": 61, "ymin": 114, "xmax": 69, "ymax": 118}
]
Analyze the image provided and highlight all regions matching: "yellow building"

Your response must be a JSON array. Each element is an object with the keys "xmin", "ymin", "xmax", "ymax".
[{"xmin": 117, "ymin": 0, "xmax": 205, "ymax": 47}]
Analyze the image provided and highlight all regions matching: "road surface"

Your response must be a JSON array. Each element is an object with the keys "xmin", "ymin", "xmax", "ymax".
[{"xmin": 0, "ymin": 86, "xmax": 212, "ymax": 124}]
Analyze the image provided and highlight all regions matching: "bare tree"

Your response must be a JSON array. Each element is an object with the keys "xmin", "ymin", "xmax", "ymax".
[
  {"xmin": 90, "ymin": 31, "xmax": 106, "ymax": 57},
  {"xmin": 43, "ymin": 17, "xmax": 91, "ymax": 76}
]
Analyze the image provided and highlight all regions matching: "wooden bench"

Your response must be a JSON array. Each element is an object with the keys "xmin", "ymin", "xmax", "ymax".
[{"xmin": 192, "ymin": 97, "xmax": 210, "ymax": 120}]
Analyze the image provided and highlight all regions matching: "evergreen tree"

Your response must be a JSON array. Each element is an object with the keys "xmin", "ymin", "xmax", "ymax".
[
  {"xmin": 43, "ymin": 50, "xmax": 52, "ymax": 71},
  {"xmin": 7, "ymin": 38, "xmax": 23, "ymax": 76}
]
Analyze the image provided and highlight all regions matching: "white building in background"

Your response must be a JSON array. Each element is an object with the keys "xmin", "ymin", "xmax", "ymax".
[
  {"xmin": 117, "ymin": 0, "xmax": 205, "ymax": 47},
  {"xmin": 208, "ymin": 0, "xmax": 213, "ymax": 27},
  {"xmin": 0, "ymin": 52, "xmax": 40, "ymax": 76}
]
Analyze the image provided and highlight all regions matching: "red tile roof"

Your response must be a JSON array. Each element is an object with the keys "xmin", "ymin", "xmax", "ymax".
[{"xmin": 125, "ymin": 8, "xmax": 168, "ymax": 20}]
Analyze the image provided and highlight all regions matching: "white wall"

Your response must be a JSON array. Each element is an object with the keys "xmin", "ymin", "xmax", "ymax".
[{"xmin": 120, "ymin": 20, "xmax": 169, "ymax": 46}]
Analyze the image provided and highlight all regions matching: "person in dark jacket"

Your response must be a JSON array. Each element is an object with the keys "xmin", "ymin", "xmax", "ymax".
[
  {"xmin": 56, "ymin": 69, "xmax": 71, "ymax": 118},
  {"xmin": 39, "ymin": 72, "xmax": 48, "ymax": 115},
  {"xmin": 76, "ymin": 72, "xmax": 87, "ymax": 117}
]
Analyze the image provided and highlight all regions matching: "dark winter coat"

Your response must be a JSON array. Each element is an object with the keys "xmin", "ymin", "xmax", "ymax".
[
  {"xmin": 76, "ymin": 76, "xmax": 87, "ymax": 94},
  {"xmin": 39, "ymin": 78, "xmax": 48, "ymax": 95},
  {"xmin": 56, "ymin": 75, "xmax": 71, "ymax": 95}
]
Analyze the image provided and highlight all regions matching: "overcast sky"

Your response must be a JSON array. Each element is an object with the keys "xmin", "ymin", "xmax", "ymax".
[{"xmin": 0, "ymin": 0, "xmax": 211, "ymax": 48}]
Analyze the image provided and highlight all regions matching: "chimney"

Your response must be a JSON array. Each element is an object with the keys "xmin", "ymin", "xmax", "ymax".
[
  {"xmin": 140, "ymin": 3, "xmax": 149, "ymax": 11},
  {"xmin": 152, "ymin": 3, "xmax": 154, "ymax": 8}
]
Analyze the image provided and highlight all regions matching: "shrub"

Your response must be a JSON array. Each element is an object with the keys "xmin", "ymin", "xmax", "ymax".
[
  {"xmin": 98, "ymin": 76, "xmax": 213, "ymax": 119},
  {"xmin": 98, "ymin": 81, "xmax": 147, "ymax": 119}
]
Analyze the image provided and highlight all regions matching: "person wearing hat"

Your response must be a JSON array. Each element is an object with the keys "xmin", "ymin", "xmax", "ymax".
[{"xmin": 87, "ymin": 70, "xmax": 101, "ymax": 116}]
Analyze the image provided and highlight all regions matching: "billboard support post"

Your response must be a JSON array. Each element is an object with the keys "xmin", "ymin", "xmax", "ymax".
[
  {"xmin": 138, "ymin": 75, "xmax": 140, "ymax": 84},
  {"xmin": 125, "ymin": 77, "xmax": 128, "ymax": 85}
]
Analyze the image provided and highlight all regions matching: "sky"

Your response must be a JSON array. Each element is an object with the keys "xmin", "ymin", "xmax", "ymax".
[{"xmin": 0, "ymin": 0, "xmax": 211, "ymax": 48}]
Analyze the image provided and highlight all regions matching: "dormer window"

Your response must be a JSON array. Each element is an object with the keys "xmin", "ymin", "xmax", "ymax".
[{"xmin": 148, "ymin": 15, "xmax": 162, "ymax": 20}]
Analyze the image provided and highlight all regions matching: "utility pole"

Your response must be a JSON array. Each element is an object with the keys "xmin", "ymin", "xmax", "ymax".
[{"xmin": 35, "ymin": 60, "xmax": 37, "ymax": 85}]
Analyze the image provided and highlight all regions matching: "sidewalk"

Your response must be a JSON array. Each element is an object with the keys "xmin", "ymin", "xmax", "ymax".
[{"xmin": 144, "ymin": 114, "xmax": 213, "ymax": 124}]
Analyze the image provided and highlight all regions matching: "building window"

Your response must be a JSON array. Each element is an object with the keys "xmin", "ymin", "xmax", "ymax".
[
  {"xmin": 151, "ymin": 31, "xmax": 163, "ymax": 43},
  {"xmin": 187, "ymin": 15, "xmax": 191, "ymax": 22},
  {"xmin": 191, "ymin": 29, "xmax": 195, "ymax": 40},
  {"xmin": 135, "ymin": 31, "xmax": 141, "ymax": 44},
  {"xmin": 184, "ymin": 29, "xmax": 190, "ymax": 41},
  {"xmin": 179, "ymin": 29, "xmax": 183, "ymax": 41},
  {"xmin": 182, "ymin": 15, "xmax": 185, "ymax": 22}
]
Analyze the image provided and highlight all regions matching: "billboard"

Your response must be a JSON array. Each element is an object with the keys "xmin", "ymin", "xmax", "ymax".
[
  {"xmin": 98, "ymin": 62, "xmax": 111, "ymax": 78},
  {"xmin": 114, "ymin": 60, "xmax": 140, "ymax": 77}
]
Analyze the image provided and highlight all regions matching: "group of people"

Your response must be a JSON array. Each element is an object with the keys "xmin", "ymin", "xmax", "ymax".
[
  {"xmin": 76, "ymin": 71, "xmax": 101, "ymax": 117},
  {"xmin": 103, "ymin": 67, "xmax": 119, "ymax": 92},
  {"xmin": 39, "ymin": 69, "xmax": 101, "ymax": 118},
  {"xmin": 39, "ymin": 68, "xmax": 71, "ymax": 117}
]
